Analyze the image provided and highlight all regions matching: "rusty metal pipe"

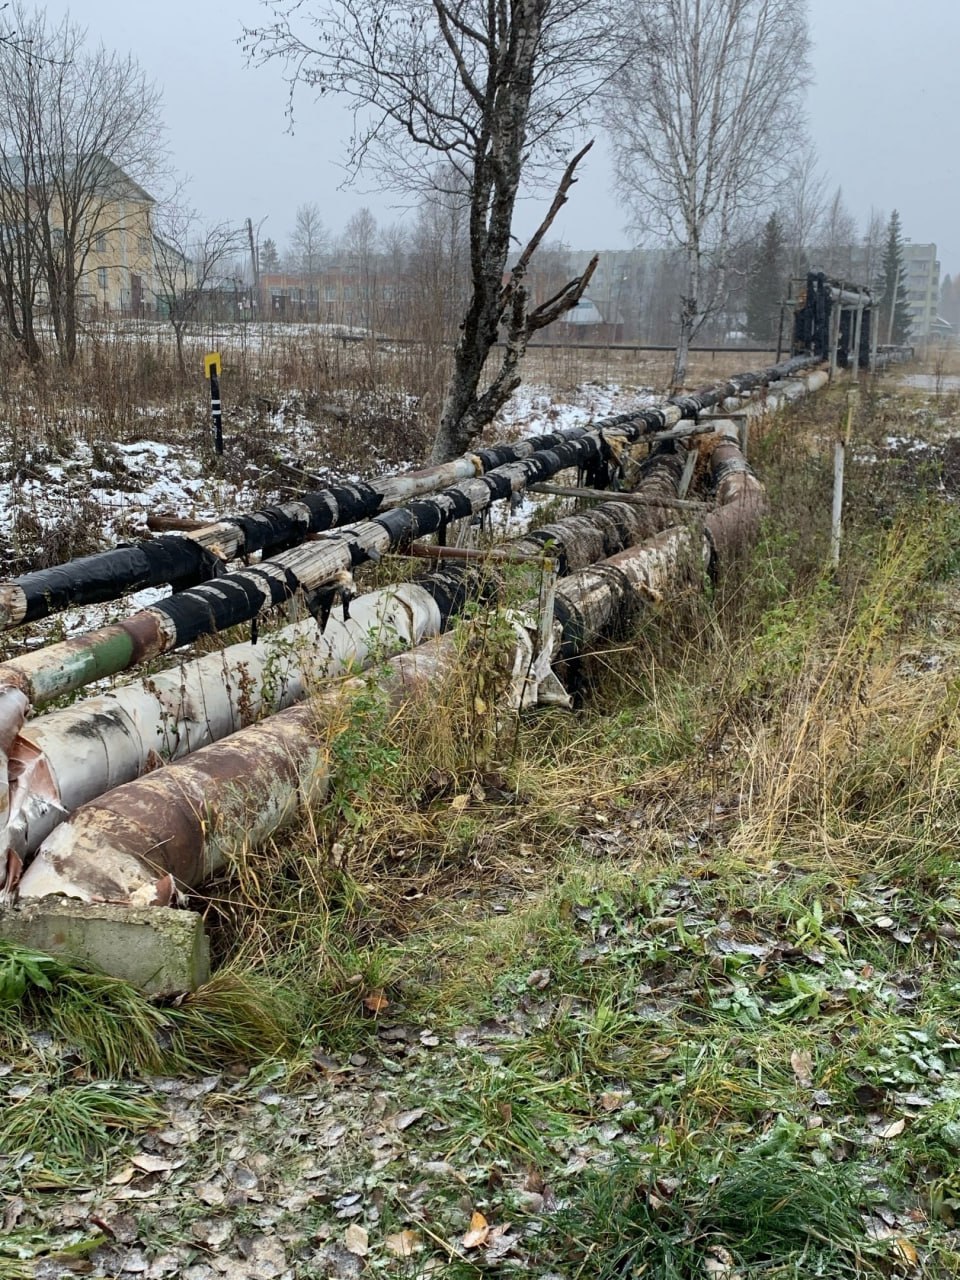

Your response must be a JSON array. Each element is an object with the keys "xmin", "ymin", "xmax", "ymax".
[
  {"xmin": 16, "ymin": 427, "xmax": 765, "ymax": 908},
  {"xmin": 0, "ymin": 449, "xmax": 689, "ymax": 888}
]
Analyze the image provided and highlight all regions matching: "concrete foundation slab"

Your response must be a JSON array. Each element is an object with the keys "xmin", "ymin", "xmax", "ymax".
[{"xmin": 0, "ymin": 898, "xmax": 210, "ymax": 995}]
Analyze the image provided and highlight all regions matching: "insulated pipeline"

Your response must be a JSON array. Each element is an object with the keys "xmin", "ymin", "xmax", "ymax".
[
  {"xmin": 0, "ymin": 354, "xmax": 820, "ymax": 630},
  {"xmin": 14, "ymin": 426, "xmax": 762, "ymax": 907}
]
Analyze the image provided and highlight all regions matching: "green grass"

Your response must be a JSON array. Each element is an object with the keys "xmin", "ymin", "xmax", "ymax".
[
  {"xmin": 538, "ymin": 1149, "xmax": 876, "ymax": 1278},
  {"xmin": 0, "ymin": 944, "xmax": 294, "ymax": 1075},
  {"xmin": 0, "ymin": 1078, "xmax": 161, "ymax": 1180}
]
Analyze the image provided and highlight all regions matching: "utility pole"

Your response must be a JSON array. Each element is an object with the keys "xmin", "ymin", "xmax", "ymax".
[{"xmin": 247, "ymin": 217, "xmax": 260, "ymax": 318}]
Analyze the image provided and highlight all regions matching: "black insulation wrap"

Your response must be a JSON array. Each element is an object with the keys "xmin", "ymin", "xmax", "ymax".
[
  {"xmin": 475, "ymin": 444, "xmax": 526, "ymax": 470},
  {"xmin": 551, "ymin": 594, "xmax": 584, "ymax": 661},
  {"xmin": 582, "ymin": 449, "xmax": 610, "ymax": 491},
  {"xmin": 322, "ymin": 482, "xmax": 384, "ymax": 526},
  {"xmin": 223, "ymin": 506, "xmax": 308, "ymax": 556},
  {"xmin": 375, "ymin": 507, "xmax": 419, "ymax": 545},
  {"xmin": 153, "ymin": 564, "xmax": 300, "ymax": 645},
  {"xmin": 481, "ymin": 471, "xmax": 515, "ymax": 503},
  {"xmin": 443, "ymin": 489, "xmax": 475, "ymax": 522},
  {"xmin": 522, "ymin": 529, "xmax": 569, "ymax": 576},
  {"xmin": 416, "ymin": 565, "xmax": 500, "ymax": 623},
  {"xmin": 18, "ymin": 537, "xmax": 223, "ymax": 623},
  {"xmin": 402, "ymin": 500, "xmax": 446, "ymax": 539},
  {"xmin": 644, "ymin": 407, "xmax": 669, "ymax": 431},
  {"xmin": 671, "ymin": 395, "xmax": 703, "ymax": 419},
  {"xmin": 8, "ymin": 352, "xmax": 823, "ymax": 631}
]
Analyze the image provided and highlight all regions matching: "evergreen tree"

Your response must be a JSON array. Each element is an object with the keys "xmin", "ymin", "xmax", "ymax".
[
  {"xmin": 746, "ymin": 212, "xmax": 785, "ymax": 343},
  {"xmin": 878, "ymin": 210, "xmax": 911, "ymax": 344},
  {"xmin": 260, "ymin": 237, "xmax": 281, "ymax": 273}
]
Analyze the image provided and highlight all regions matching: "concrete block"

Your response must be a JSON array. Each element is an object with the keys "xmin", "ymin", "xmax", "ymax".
[{"xmin": 0, "ymin": 898, "xmax": 210, "ymax": 995}]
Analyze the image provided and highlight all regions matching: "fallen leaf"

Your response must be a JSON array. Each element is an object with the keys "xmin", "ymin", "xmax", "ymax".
[
  {"xmin": 893, "ymin": 1237, "xmax": 918, "ymax": 1266},
  {"xmin": 391, "ymin": 1108, "xmax": 426, "ymax": 1132},
  {"xmin": 385, "ymin": 1230, "xmax": 422, "ymax": 1258},
  {"xmin": 703, "ymin": 1243, "xmax": 741, "ymax": 1276},
  {"xmin": 790, "ymin": 1049, "xmax": 814, "ymax": 1088},
  {"xmin": 108, "ymin": 1166, "xmax": 136, "ymax": 1186},
  {"xmin": 129, "ymin": 1154, "xmax": 175, "ymax": 1174},
  {"xmin": 878, "ymin": 1118, "xmax": 906, "ymax": 1140},
  {"xmin": 194, "ymin": 1182, "xmax": 226, "ymax": 1207},
  {"xmin": 463, "ymin": 1210, "xmax": 491, "ymax": 1249},
  {"xmin": 363, "ymin": 991, "xmax": 389, "ymax": 1014},
  {"xmin": 600, "ymin": 1091, "xmax": 626, "ymax": 1112},
  {"xmin": 247, "ymin": 1235, "xmax": 287, "ymax": 1277},
  {"xmin": 484, "ymin": 1226, "xmax": 517, "ymax": 1262},
  {"xmin": 106, "ymin": 1214, "xmax": 139, "ymax": 1245},
  {"xmin": 190, "ymin": 1217, "xmax": 233, "ymax": 1249},
  {"xmin": 450, "ymin": 794, "xmax": 470, "ymax": 812},
  {"xmin": 344, "ymin": 1224, "xmax": 369, "ymax": 1257},
  {"xmin": 853, "ymin": 1083, "xmax": 885, "ymax": 1109},
  {"xmin": 526, "ymin": 968, "xmax": 552, "ymax": 989},
  {"xmin": 2, "ymin": 1196, "xmax": 24, "ymax": 1231}
]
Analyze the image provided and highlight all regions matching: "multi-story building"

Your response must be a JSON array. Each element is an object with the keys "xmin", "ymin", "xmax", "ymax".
[
  {"xmin": 901, "ymin": 242, "xmax": 940, "ymax": 340},
  {"xmin": 0, "ymin": 156, "xmax": 160, "ymax": 320},
  {"xmin": 80, "ymin": 161, "xmax": 157, "ymax": 316}
]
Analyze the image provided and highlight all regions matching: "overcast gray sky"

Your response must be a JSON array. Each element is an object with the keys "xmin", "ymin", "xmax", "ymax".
[{"xmin": 40, "ymin": 0, "xmax": 960, "ymax": 276}]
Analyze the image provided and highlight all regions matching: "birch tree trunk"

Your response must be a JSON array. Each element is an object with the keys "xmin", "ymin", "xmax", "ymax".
[
  {"xmin": 243, "ymin": 0, "xmax": 618, "ymax": 463},
  {"xmin": 609, "ymin": 0, "xmax": 809, "ymax": 385}
]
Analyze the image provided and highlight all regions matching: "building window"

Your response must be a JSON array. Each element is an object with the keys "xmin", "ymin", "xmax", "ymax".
[
  {"xmin": 138, "ymin": 236, "xmax": 150, "ymax": 255},
  {"xmin": 94, "ymin": 232, "xmax": 106, "ymax": 253},
  {"xmin": 97, "ymin": 267, "xmax": 108, "ymax": 289}
]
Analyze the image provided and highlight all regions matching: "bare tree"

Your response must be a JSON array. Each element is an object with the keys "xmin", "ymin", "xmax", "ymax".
[
  {"xmin": 244, "ymin": 0, "xmax": 619, "ymax": 461},
  {"xmin": 409, "ymin": 168, "xmax": 471, "ymax": 334},
  {"xmin": 0, "ymin": 2, "xmax": 165, "ymax": 365},
  {"xmin": 152, "ymin": 202, "xmax": 244, "ymax": 376},
  {"xmin": 288, "ymin": 200, "xmax": 326, "ymax": 317},
  {"xmin": 289, "ymin": 201, "xmax": 326, "ymax": 274},
  {"xmin": 378, "ymin": 220, "xmax": 409, "ymax": 328},
  {"xmin": 819, "ymin": 186, "xmax": 858, "ymax": 280},
  {"xmin": 781, "ymin": 145, "xmax": 827, "ymax": 279},
  {"xmin": 608, "ymin": 0, "xmax": 809, "ymax": 386},
  {"xmin": 860, "ymin": 207, "xmax": 886, "ymax": 289},
  {"xmin": 404, "ymin": 177, "xmax": 470, "ymax": 405},
  {"xmin": 343, "ymin": 206, "xmax": 378, "ymax": 325},
  {"xmin": 0, "ymin": 8, "xmax": 48, "ymax": 363}
]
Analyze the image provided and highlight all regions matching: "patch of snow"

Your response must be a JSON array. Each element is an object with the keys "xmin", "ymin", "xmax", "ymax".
[{"xmin": 900, "ymin": 374, "xmax": 960, "ymax": 392}]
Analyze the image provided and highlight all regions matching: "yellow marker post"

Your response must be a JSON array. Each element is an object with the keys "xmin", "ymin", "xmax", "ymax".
[{"xmin": 204, "ymin": 352, "xmax": 223, "ymax": 454}]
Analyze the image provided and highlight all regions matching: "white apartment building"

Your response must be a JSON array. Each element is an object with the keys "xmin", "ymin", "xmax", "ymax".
[{"xmin": 902, "ymin": 242, "xmax": 939, "ymax": 339}]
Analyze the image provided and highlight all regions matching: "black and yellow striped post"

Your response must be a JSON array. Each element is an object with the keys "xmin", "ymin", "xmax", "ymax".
[{"xmin": 204, "ymin": 352, "xmax": 223, "ymax": 455}]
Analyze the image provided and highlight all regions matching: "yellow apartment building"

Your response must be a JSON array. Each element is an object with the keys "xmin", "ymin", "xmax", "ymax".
[{"xmin": 77, "ymin": 162, "xmax": 158, "ymax": 317}]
